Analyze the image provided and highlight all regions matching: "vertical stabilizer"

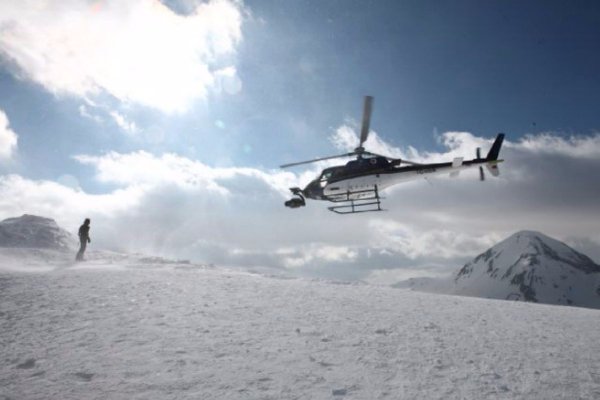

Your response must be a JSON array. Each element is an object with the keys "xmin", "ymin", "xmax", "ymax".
[{"xmin": 486, "ymin": 133, "xmax": 505, "ymax": 161}]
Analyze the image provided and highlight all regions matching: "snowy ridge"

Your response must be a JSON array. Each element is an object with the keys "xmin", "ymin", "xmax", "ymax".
[
  {"xmin": 452, "ymin": 230, "xmax": 600, "ymax": 308},
  {"xmin": 0, "ymin": 214, "xmax": 76, "ymax": 251},
  {"xmin": 392, "ymin": 276, "xmax": 452, "ymax": 293}
]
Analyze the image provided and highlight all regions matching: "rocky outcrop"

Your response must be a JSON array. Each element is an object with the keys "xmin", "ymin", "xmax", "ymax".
[{"xmin": 0, "ymin": 214, "xmax": 76, "ymax": 251}]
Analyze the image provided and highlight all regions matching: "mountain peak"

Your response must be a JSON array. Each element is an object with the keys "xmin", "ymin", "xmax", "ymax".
[
  {"xmin": 503, "ymin": 230, "xmax": 565, "ymax": 250},
  {"xmin": 512, "ymin": 230, "xmax": 549, "ymax": 240},
  {"xmin": 3, "ymin": 214, "xmax": 58, "ymax": 226},
  {"xmin": 453, "ymin": 230, "xmax": 600, "ymax": 308},
  {"xmin": 493, "ymin": 230, "xmax": 600, "ymax": 274}
]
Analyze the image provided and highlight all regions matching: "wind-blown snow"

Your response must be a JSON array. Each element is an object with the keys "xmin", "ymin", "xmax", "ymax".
[{"xmin": 1, "ymin": 258, "xmax": 599, "ymax": 399}]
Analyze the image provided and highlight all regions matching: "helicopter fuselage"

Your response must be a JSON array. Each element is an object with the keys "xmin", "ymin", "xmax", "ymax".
[
  {"xmin": 280, "ymin": 96, "xmax": 505, "ymax": 213},
  {"xmin": 301, "ymin": 156, "xmax": 501, "ymax": 201}
]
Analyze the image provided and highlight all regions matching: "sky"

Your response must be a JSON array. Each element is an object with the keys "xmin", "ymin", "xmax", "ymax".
[{"xmin": 1, "ymin": 0, "xmax": 599, "ymax": 283}]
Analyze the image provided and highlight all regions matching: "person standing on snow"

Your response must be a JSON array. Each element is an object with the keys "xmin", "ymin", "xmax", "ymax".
[{"xmin": 76, "ymin": 218, "xmax": 91, "ymax": 261}]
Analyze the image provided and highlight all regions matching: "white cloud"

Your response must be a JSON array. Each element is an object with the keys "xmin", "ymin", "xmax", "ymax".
[
  {"xmin": 324, "ymin": 126, "xmax": 600, "ymax": 263},
  {"xmin": 73, "ymin": 151, "xmax": 298, "ymax": 195},
  {"xmin": 0, "ymin": 174, "xmax": 145, "ymax": 228},
  {"xmin": 367, "ymin": 219, "xmax": 501, "ymax": 260},
  {"xmin": 213, "ymin": 66, "xmax": 243, "ymax": 95},
  {"xmin": 0, "ymin": 0, "xmax": 244, "ymax": 113},
  {"xmin": 331, "ymin": 123, "xmax": 600, "ymax": 166},
  {"xmin": 0, "ymin": 110, "xmax": 18, "ymax": 160},
  {"xmin": 330, "ymin": 124, "xmax": 490, "ymax": 164},
  {"xmin": 429, "ymin": 131, "xmax": 491, "ymax": 162},
  {"xmin": 1, "ymin": 129, "xmax": 599, "ymax": 280},
  {"xmin": 109, "ymin": 111, "xmax": 138, "ymax": 134},
  {"xmin": 518, "ymin": 133, "xmax": 600, "ymax": 158},
  {"xmin": 276, "ymin": 244, "xmax": 358, "ymax": 269},
  {"xmin": 330, "ymin": 124, "xmax": 360, "ymax": 152},
  {"xmin": 78, "ymin": 104, "xmax": 104, "ymax": 123}
]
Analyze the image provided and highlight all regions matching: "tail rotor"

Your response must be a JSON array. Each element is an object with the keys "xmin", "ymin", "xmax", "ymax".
[{"xmin": 477, "ymin": 133, "xmax": 505, "ymax": 182}]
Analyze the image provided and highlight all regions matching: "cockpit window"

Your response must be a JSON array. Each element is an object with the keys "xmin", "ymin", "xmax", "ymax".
[{"xmin": 320, "ymin": 170, "xmax": 333, "ymax": 181}]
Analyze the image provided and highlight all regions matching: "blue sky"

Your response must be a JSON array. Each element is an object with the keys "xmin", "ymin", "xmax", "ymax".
[{"xmin": 1, "ymin": 0, "xmax": 599, "ymax": 281}]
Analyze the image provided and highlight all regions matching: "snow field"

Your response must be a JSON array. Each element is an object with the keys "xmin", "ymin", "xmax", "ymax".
[{"xmin": 1, "ymin": 265, "xmax": 599, "ymax": 399}]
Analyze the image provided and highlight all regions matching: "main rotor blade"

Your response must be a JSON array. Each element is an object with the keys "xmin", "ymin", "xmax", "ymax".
[
  {"xmin": 358, "ymin": 96, "xmax": 374, "ymax": 148},
  {"xmin": 280, "ymin": 152, "xmax": 356, "ymax": 168}
]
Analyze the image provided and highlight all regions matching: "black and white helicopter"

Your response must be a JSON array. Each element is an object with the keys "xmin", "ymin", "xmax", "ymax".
[{"xmin": 280, "ymin": 96, "xmax": 505, "ymax": 214}]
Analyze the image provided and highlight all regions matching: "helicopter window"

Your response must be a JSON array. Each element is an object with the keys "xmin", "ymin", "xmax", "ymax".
[{"xmin": 320, "ymin": 170, "xmax": 334, "ymax": 181}]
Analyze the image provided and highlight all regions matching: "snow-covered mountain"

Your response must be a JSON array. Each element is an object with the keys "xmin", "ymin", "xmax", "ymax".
[
  {"xmin": 452, "ymin": 230, "xmax": 600, "ymax": 308},
  {"xmin": 0, "ymin": 214, "xmax": 76, "ymax": 251}
]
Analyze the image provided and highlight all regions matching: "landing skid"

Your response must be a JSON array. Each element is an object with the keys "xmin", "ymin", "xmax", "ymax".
[{"xmin": 327, "ymin": 186, "xmax": 383, "ymax": 214}]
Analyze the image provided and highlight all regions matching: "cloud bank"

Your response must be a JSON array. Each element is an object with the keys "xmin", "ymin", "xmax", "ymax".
[
  {"xmin": 0, "ymin": 0, "xmax": 243, "ymax": 113},
  {"xmin": 0, "ymin": 129, "xmax": 599, "ymax": 282}
]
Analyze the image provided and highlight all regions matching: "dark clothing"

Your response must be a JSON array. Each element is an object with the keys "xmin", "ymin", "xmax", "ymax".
[
  {"xmin": 76, "ymin": 239, "xmax": 87, "ymax": 261},
  {"xmin": 79, "ymin": 224, "xmax": 90, "ymax": 240},
  {"xmin": 76, "ymin": 223, "xmax": 91, "ymax": 261}
]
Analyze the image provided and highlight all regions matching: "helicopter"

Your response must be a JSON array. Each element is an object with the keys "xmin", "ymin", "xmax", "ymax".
[{"xmin": 280, "ymin": 96, "xmax": 505, "ymax": 214}]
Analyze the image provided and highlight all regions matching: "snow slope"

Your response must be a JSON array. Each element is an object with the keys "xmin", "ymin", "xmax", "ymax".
[
  {"xmin": 453, "ymin": 231, "xmax": 600, "ymax": 308},
  {"xmin": 1, "ymin": 260, "xmax": 599, "ymax": 400},
  {"xmin": 0, "ymin": 214, "xmax": 76, "ymax": 251}
]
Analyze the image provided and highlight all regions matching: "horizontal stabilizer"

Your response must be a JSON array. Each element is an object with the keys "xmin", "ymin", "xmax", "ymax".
[
  {"xmin": 452, "ymin": 157, "xmax": 463, "ymax": 168},
  {"xmin": 486, "ymin": 163, "xmax": 500, "ymax": 177}
]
